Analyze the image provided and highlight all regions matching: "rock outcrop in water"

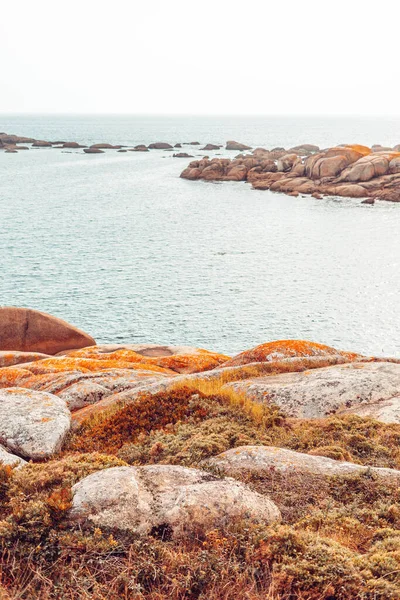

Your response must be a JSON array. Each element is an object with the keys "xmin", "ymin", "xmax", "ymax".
[
  {"xmin": 181, "ymin": 143, "xmax": 400, "ymax": 202},
  {"xmin": 4, "ymin": 129, "xmax": 400, "ymax": 201}
]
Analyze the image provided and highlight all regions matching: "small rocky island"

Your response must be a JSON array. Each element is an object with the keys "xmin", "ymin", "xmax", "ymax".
[
  {"xmin": 1, "ymin": 307, "xmax": 400, "ymax": 598},
  {"xmin": 181, "ymin": 142, "xmax": 400, "ymax": 203}
]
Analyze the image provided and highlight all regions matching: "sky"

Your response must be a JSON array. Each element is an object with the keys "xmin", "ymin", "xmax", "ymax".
[{"xmin": 1, "ymin": 0, "xmax": 399, "ymax": 115}]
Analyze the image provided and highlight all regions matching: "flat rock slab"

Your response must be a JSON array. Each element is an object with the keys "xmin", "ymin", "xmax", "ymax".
[
  {"xmin": 71, "ymin": 464, "xmax": 280, "ymax": 537},
  {"xmin": 0, "ymin": 388, "xmax": 71, "ymax": 459},
  {"xmin": 228, "ymin": 362, "xmax": 400, "ymax": 419},
  {"xmin": 0, "ymin": 444, "xmax": 27, "ymax": 468},
  {"xmin": 208, "ymin": 446, "xmax": 400, "ymax": 482},
  {"xmin": 338, "ymin": 396, "xmax": 400, "ymax": 423},
  {"xmin": 0, "ymin": 307, "xmax": 95, "ymax": 354}
]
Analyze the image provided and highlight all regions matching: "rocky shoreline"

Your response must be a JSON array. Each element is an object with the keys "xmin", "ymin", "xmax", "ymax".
[
  {"xmin": 3, "ymin": 131, "xmax": 400, "ymax": 202},
  {"xmin": 2, "ymin": 307, "xmax": 400, "ymax": 597}
]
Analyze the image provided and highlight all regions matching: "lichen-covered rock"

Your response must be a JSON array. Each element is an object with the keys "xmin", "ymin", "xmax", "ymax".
[
  {"xmin": 208, "ymin": 446, "xmax": 400, "ymax": 482},
  {"xmin": 63, "ymin": 344, "xmax": 230, "ymax": 374},
  {"xmin": 305, "ymin": 146, "xmax": 370, "ymax": 180},
  {"xmin": 0, "ymin": 388, "xmax": 70, "ymax": 459},
  {"xmin": 0, "ymin": 444, "xmax": 27, "ymax": 468},
  {"xmin": 338, "ymin": 153, "xmax": 398, "ymax": 183},
  {"xmin": 227, "ymin": 362, "xmax": 400, "ymax": 419},
  {"xmin": 58, "ymin": 380, "xmax": 109, "ymax": 411},
  {"xmin": 70, "ymin": 465, "xmax": 280, "ymax": 537},
  {"xmin": 221, "ymin": 339, "xmax": 361, "ymax": 368},
  {"xmin": 0, "ymin": 351, "xmax": 50, "ymax": 368},
  {"xmin": 0, "ymin": 307, "xmax": 95, "ymax": 354}
]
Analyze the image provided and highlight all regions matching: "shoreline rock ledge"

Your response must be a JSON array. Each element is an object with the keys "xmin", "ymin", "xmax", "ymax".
[{"xmin": 180, "ymin": 143, "xmax": 400, "ymax": 202}]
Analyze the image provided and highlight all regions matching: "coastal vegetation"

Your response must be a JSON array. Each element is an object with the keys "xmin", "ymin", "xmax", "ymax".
[{"xmin": 1, "ymin": 381, "xmax": 400, "ymax": 598}]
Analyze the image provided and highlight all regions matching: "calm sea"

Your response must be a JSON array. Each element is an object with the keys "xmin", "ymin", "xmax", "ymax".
[{"xmin": 1, "ymin": 114, "xmax": 400, "ymax": 356}]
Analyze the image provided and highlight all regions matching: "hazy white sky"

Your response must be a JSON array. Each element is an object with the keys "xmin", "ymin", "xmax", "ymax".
[{"xmin": 1, "ymin": 0, "xmax": 399, "ymax": 115}]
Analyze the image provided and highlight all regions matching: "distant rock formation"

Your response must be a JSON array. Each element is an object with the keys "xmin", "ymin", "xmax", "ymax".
[
  {"xmin": 226, "ymin": 140, "xmax": 252, "ymax": 151},
  {"xmin": 84, "ymin": 147, "xmax": 104, "ymax": 154},
  {"xmin": 181, "ymin": 143, "xmax": 400, "ymax": 202},
  {"xmin": 148, "ymin": 142, "xmax": 173, "ymax": 149}
]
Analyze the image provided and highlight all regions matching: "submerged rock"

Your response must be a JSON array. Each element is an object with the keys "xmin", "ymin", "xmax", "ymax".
[
  {"xmin": 129, "ymin": 145, "xmax": 149, "ymax": 152},
  {"xmin": 0, "ymin": 388, "xmax": 70, "ymax": 459},
  {"xmin": 70, "ymin": 464, "xmax": 280, "ymax": 537},
  {"xmin": 84, "ymin": 147, "xmax": 104, "ymax": 154},
  {"xmin": 62, "ymin": 142, "xmax": 86, "ymax": 149},
  {"xmin": 32, "ymin": 140, "xmax": 53, "ymax": 147},
  {"xmin": 0, "ymin": 307, "xmax": 95, "ymax": 355},
  {"xmin": 90, "ymin": 143, "xmax": 122, "ymax": 149}
]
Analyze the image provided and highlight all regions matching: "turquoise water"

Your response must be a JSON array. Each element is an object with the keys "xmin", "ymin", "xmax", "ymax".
[{"xmin": 1, "ymin": 115, "xmax": 400, "ymax": 356}]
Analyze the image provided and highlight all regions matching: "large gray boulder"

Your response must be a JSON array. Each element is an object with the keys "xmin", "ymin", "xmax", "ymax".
[
  {"xmin": 0, "ymin": 388, "xmax": 71, "ymax": 459},
  {"xmin": 70, "ymin": 465, "xmax": 280, "ymax": 537},
  {"xmin": 228, "ymin": 362, "xmax": 400, "ymax": 420},
  {"xmin": 208, "ymin": 446, "xmax": 400, "ymax": 483}
]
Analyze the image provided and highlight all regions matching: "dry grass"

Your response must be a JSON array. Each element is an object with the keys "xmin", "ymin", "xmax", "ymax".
[{"xmin": 2, "ymin": 380, "xmax": 400, "ymax": 598}]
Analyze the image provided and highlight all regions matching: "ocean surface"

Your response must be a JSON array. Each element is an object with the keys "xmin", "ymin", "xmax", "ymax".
[{"xmin": 1, "ymin": 114, "xmax": 400, "ymax": 357}]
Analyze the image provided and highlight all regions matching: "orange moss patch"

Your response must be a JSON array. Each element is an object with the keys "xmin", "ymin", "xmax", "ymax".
[
  {"xmin": 68, "ymin": 387, "xmax": 219, "ymax": 454},
  {"xmin": 222, "ymin": 339, "xmax": 362, "ymax": 368}
]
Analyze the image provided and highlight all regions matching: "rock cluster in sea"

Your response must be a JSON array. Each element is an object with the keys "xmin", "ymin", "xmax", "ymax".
[
  {"xmin": 180, "ymin": 143, "xmax": 400, "ymax": 202},
  {"xmin": 3, "ymin": 130, "xmax": 400, "ymax": 202}
]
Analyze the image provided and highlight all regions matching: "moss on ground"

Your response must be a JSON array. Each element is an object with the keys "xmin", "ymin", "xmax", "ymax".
[{"xmin": 1, "ymin": 384, "xmax": 400, "ymax": 599}]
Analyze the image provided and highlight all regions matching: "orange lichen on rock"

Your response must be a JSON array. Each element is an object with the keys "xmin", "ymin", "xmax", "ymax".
[
  {"xmin": 221, "ymin": 340, "xmax": 362, "ymax": 368},
  {"xmin": 0, "ymin": 351, "xmax": 50, "ymax": 368},
  {"xmin": 155, "ymin": 351, "xmax": 230, "ymax": 374},
  {"xmin": 63, "ymin": 345, "xmax": 230, "ymax": 374},
  {"xmin": 19, "ymin": 357, "xmax": 174, "ymax": 376},
  {"xmin": 0, "ymin": 366, "xmax": 32, "ymax": 387},
  {"xmin": 345, "ymin": 144, "xmax": 371, "ymax": 156}
]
